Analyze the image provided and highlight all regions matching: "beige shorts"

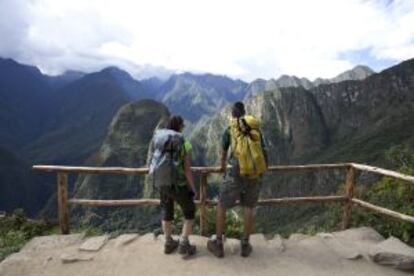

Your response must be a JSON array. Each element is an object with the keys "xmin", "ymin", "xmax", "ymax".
[{"xmin": 219, "ymin": 173, "xmax": 262, "ymax": 209}]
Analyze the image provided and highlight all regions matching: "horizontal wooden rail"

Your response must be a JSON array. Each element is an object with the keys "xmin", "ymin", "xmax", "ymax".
[
  {"xmin": 33, "ymin": 163, "xmax": 351, "ymax": 175},
  {"xmin": 351, "ymin": 163, "xmax": 414, "ymax": 184},
  {"xmin": 69, "ymin": 196, "xmax": 346, "ymax": 207},
  {"xmin": 34, "ymin": 165, "xmax": 150, "ymax": 174},
  {"xmin": 33, "ymin": 163, "xmax": 414, "ymax": 184},
  {"xmin": 69, "ymin": 198, "xmax": 216, "ymax": 207},
  {"xmin": 69, "ymin": 199, "xmax": 160, "ymax": 206},
  {"xmin": 257, "ymin": 195, "xmax": 346, "ymax": 205},
  {"xmin": 33, "ymin": 162, "xmax": 414, "ymax": 234},
  {"xmin": 352, "ymin": 198, "xmax": 414, "ymax": 224}
]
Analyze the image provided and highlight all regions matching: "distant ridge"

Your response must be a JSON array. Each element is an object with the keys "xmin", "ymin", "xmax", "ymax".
[{"xmin": 245, "ymin": 65, "xmax": 375, "ymax": 98}]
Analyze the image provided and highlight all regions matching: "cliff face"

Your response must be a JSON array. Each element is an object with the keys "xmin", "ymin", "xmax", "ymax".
[
  {"xmin": 72, "ymin": 100, "xmax": 170, "ymax": 230},
  {"xmin": 188, "ymin": 59, "xmax": 414, "ymax": 231},
  {"xmin": 190, "ymin": 58, "xmax": 414, "ymax": 167},
  {"xmin": 75, "ymin": 100, "xmax": 169, "ymax": 198},
  {"xmin": 190, "ymin": 87, "xmax": 328, "ymax": 167},
  {"xmin": 158, "ymin": 73, "xmax": 247, "ymax": 122},
  {"xmin": 309, "ymin": 59, "xmax": 414, "ymax": 163}
]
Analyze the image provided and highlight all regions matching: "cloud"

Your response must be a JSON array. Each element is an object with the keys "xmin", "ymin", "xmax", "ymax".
[
  {"xmin": 0, "ymin": 0, "xmax": 31, "ymax": 58},
  {"xmin": 0, "ymin": 0, "xmax": 413, "ymax": 81}
]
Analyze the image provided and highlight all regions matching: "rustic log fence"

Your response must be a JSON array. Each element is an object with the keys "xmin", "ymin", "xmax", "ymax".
[{"xmin": 32, "ymin": 163, "xmax": 414, "ymax": 235}]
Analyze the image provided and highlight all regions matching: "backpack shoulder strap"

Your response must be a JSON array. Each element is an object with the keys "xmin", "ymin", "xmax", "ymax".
[
  {"xmin": 240, "ymin": 117, "xmax": 254, "ymax": 139},
  {"xmin": 162, "ymin": 135, "xmax": 173, "ymax": 154}
]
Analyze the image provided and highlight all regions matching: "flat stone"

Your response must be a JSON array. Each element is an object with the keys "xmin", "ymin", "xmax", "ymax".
[
  {"xmin": 268, "ymin": 234, "xmax": 285, "ymax": 252},
  {"xmin": 322, "ymin": 236, "xmax": 363, "ymax": 260},
  {"xmin": 61, "ymin": 253, "xmax": 94, "ymax": 264},
  {"xmin": 317, "ymin": 233, "xmax": 334, "ymax": 239},
  {"xmin": 333, "ymin": 227, "xmax": 384, "ymax": 243},
  {"xmin": 225, "ymin": 238, "xmax": 240, "ymax": 255},
  {"xmin": 115, "ymin": 234, "xmax": 139, "ymax": 247},
  {"xmin": 139, "ymin": 233, "xmax": 158, "ymax": 243},
  {"xmin": 249, "ymin": 234, "xmax": 268, "ymax": 247},
  {"xmin": 0, "ymin": 251, "xmax": 31, "ymax": 266},
  {"xmin": 22, "ymin": 234, "xmax": 85, "ymax": 252},
  {"xmin": 42, "ymin": 256, "xmax": 53, "ymax": 267},
  {"xmin": 79, "ymin": 235, "xmax": 109, "ymax": 252},
  {"xmin": 369, "ymin": 237, "xmax": 414, "ymax": 271},
  {"xmin": 288, "ymin": 233, "xmax": 311, "ymax": 242},
  {"xmin": 188, "ymin": 235, "xmax": 208, "ymax": 245}
]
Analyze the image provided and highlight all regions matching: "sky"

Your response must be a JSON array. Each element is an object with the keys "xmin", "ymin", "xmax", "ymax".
[{"xmin": 0, "ymin": 0, "xmax": 413, "ymax": 81}]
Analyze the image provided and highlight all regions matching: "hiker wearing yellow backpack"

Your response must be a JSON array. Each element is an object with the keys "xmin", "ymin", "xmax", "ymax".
[{"xmin": 207, "ymin": 101, "xmax": 268, "ymax": 258}]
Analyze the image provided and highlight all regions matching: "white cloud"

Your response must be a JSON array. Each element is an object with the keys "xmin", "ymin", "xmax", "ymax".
[{"xmin": 0, "ymin": 0, "xmax": 413, "ymax": 81}]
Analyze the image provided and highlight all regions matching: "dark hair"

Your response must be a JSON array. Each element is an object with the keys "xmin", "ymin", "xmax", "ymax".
[
  {"xmin": 231, "ymin": 101, "xmax": 245, "ymax": 118},
  {"xmin": 167, "ymin": 115, "xmax": 184, "ymax": 132}
]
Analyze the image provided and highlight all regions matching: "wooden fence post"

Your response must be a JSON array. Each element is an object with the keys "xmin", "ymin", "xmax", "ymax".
[
  {"xmin": 199, "ymin": 173, "xmax": 208, "ymax": 236},
  {"xmin": 57, "ymin": 172, "xmax": 70, "ymax": 234},
  {"xmin": 341, "ymin": 166, "xmax": 355, "ymax": 230}
]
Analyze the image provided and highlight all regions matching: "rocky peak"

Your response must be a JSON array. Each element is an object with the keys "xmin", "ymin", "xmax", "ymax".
[
  {"xmin": 158, "ymin": 72, "xmax": 247, "ymax": 122},
  {"xmin": 245, "ymin": 65, "xmax": 375, "ymax": 99},
  {"xmin": 313, "ymin": 65, "xmax": 375, "ymax": 86},
  {"xmin": 276, "ymin": 75, "xmax": 313, "ymax": 89},
  {"xmin": 74, "ymin": 100, "xmax": 169, "ymax": 199},
  {"xmin": 330, "ymin": 65, "xmax": 375, "ymax": 83}
]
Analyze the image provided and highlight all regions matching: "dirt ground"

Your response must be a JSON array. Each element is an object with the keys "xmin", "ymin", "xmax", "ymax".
[{"xmin": 0, "ymin": 228, "xmax": 411, "ymax": 276}]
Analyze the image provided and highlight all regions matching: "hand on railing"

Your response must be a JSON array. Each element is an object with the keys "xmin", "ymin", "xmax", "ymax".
[{"xmin": 189, "ymin": 188, "xmax": 199, "ymax": 201}]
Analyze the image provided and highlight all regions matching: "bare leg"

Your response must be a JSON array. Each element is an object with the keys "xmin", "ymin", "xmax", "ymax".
[
  {"xmin": 243, "ymin": 207, "xmax": 254, "ymax": 239},
  {"xmin": 207, "ymin": 202, "xmax": 225, "ymax": 257},
  {"xmin": 216, "ymin": 201, "xmax": 227, "ymax": 240},
  {"xmin": 181, "ymin": 219, "xmax": 193, "ymax": 238},
  {"xmin": 162, "ymin": 220, "xmax": 173, "ymax": 239}
]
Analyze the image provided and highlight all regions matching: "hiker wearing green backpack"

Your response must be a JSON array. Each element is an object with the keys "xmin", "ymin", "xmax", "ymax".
[
  {"xmin": 207, "ymin": 102, "xmax": 268, "ymax": 258},
  {"xmin": 148, "ymin": 115, "xmax": 197, "ymax": 258}
]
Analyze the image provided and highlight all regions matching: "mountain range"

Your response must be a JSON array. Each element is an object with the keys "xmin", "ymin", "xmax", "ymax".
[
  {"xmin": 1, "ymin": 55, "xmax": 406, "ymax": 229},
  {"xmin": 48, "ymin": 59, "xmax": 413, "ymax": 232},
  {"xmin": 188, "ymin": 60, "xmax": 413, "ymax": 232},
  {"xmin": 243, "ymin": 65, "xmax": 375, "ymax": 99}
]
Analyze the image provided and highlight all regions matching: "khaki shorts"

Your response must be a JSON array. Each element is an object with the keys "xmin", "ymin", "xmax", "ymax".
[{"xmin": 219, "ymin": 173, "xmax": 262, "ymax": 209}]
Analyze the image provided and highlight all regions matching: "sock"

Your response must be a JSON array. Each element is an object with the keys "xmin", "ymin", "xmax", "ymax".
[{"xmin": 180, "ymin": 236, "xmax": 189, "ymax": 244}]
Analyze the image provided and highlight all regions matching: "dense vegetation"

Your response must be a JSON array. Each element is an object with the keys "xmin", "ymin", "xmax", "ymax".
[
  {"xmin": 289, "ymin": 144, "xmax": 414, "ymax": 245},
  {"xmin": 0, "ymin": 209, "xmax": 55, "ymax": 262}
]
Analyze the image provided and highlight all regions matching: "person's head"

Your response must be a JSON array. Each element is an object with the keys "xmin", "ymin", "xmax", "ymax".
[
  {"xmin": 167, "ymin": 115, "xmax": 184, "ymax": 132},
  {"xmin": 231, "ymin": 101, "xmax": 245, "ymax": 118}
]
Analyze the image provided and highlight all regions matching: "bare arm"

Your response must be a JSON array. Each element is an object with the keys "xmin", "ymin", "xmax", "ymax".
[
  {"xmin": 220, "ymin": 150, "xmax": 228, "ymax": 172},
  {"xmin": 184, "ymin": 152, "xmax": 196, "ymax": 195},
  {"xmin": 220, "ymin": 128, "xmax": 230, "ymax": 172}
]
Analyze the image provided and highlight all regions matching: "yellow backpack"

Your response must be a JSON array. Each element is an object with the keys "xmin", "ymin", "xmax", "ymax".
[{"xmin": 229, "ymin": 115, "xmax": 267, "ymax": 178}]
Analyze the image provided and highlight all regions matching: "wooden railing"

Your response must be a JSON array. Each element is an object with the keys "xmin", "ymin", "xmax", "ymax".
[{"xmin": 32, "ymin": 163, "xmax": 414, "ymax": 235}]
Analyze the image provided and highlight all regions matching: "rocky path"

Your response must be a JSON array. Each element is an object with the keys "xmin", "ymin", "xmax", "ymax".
[{"xmin": 1, "ymin": 227, "xmax": 413, "ymax": 276}]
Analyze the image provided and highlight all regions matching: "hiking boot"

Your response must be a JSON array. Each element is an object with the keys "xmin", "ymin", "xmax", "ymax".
[
  {"xmin": 164, "ymin": 238, "xmax": 179, "ymax": 254},
  {"xmin": 207, "ymin": 239, "xmax": 224, "ymax": 258},
  {"xmin": 240, "ymin": 239, "xmax": 252, "ymax": 257},
  {"xmin": 178, "ymin": 240, "xmax": 197, "ymax": 258}
]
